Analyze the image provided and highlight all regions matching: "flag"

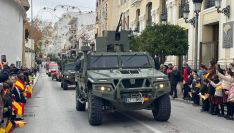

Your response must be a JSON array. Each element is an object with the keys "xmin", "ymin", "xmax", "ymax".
[
  {"xmin": 15, "ymin": 121, "xmax": 27, "ymax": 128},
  {"xmin": 5, "ymin": 121, "xmax": 13, "ymax": 133},
  {"xmin": 12, "ymin": 101, "xmax": 24, "ymax": 116},
  {"xmin": 25, "ymin": 85, "xmax": 32, "ymax": 98},
  {"xmin": 14, "ymin": 80, "xmax": 25, "ymax": 92},
  {"xmin": 0, "ymin": 128, "xmax": 5, "ymax": 133}
]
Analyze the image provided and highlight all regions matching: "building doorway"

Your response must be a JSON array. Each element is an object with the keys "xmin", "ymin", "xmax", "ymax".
[{"xmin": 200, "ymin": 23, "xmax": 219, "ymax": 66}]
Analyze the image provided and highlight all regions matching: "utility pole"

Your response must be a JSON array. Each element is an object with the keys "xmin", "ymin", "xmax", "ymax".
[{"xmin": 31, "ymin": 0, "xmax": 34, "ymax": 68}]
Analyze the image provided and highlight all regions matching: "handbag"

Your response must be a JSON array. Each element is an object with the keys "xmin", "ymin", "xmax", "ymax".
[
  {"xmin": 215, "ymin": 85, "xmax": 223, "ymax": 97},
  {"xmin": 215, "ymin": 90, "xmax": 223, "ymax": 97}
]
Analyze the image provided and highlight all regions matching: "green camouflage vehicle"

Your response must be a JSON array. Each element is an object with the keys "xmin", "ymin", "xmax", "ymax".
[
  {"xmin": 61, "ymin": 61, "xmax": 76, "ymax": 90},
  {"xmin": 75, "ymin": 14, "xmax": 171, "ymax": 126}
]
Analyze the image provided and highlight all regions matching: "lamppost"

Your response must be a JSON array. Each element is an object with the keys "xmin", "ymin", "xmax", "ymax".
[
  {"xmin": 214, "ymin": 0, "xmax": 230, "ymax": 17},
  {"xmin": 183, "ymin": 0, "xmax": 203, "ymax": 70}
]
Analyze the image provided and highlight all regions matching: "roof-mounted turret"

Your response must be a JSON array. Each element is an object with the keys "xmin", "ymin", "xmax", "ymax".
[{"xmin": 95, "ymin": 13, "xmax": 129, "ymax": 52}]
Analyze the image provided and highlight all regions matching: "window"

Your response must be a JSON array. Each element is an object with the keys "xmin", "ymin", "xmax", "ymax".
[
  {"xmin": 121, "ymin": 55, "xmax": 151, "ymax": 68},
  {"xmin": 205, "ymin": 0, "xmax": 215, "ymax": 9},
  {"xmin": 135, "ymin": 9, "xmax": 140, "ymax": 32},
  {"xmin": 179, "ymin": 0, "xmax": 188, "ymax": 19},
  {"xmin": 89, "ymin": 55, "xmax": 119, "ymax": 69},
  {"xmin": 146, "ymin": 2, "xmax": 152, "ymax": 26},
  {"xmin": 161, "ymin": 0, "xmax": 167, "ymax": 22}
]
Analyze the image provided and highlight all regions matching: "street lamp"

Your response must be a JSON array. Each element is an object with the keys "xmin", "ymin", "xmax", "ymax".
[
  {"xmin": 183, "ymin": 4, "xmax": 195, "ymax": 27},
  {"xmin": 183, "ymin": 0, "xmax": 203, "ymax": 70},
  {"xmin": 214, "ymin": 0, "xmax": 230, "ymax": 17}
]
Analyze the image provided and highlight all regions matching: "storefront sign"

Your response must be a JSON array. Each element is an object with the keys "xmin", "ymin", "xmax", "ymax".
[{"xmin": 223, "ymin": 21, "xmax": 234, "ymax": 48}]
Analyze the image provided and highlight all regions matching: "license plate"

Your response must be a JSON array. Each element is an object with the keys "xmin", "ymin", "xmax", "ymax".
[{"xmin": 125, "ymin": 97, "xmax": 144, "ymax": 103}]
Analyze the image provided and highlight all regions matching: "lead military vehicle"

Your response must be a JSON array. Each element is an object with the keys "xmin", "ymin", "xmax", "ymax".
[{"xmin": 75, "ymin": 14, "xmax": 171, "ymax": 126}]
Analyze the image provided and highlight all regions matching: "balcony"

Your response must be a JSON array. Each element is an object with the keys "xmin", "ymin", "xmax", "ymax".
[{"xmin": 131, "ymin": 0, "xmax": 142, "ymax": 6}]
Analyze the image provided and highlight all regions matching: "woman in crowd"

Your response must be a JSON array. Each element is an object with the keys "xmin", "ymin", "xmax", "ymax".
[
  {"xmin": 189, "ymin": 70, "xmax": 201, "ymax": 105},
  {"xmin": 216, "ymin": 66, "xmax": 234, "ymax": 119},
  {"xmin": 209, "ymin": 75, "xmax": 224, "ymax": 116}
]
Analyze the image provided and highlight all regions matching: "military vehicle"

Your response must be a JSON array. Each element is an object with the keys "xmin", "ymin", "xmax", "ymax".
[
  {"xmin": 61, "ymin": 62, "xmax": 76, "ymax": 90},
  {"xmin": 60, "ymin": 50, "xmax": 78, "ymax": 90},
  {"xmin": 75, "ymin": 14, "xmax": 171, "ymax": 125}
]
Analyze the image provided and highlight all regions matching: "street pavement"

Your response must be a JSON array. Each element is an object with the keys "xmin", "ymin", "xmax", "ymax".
[{"xmin": 15, "ymin": 71, "xmax": 234, "ymax": 133}]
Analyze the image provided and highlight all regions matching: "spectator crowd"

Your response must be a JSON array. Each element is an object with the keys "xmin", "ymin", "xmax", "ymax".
[
  {"xmin": 160, "ymin": 59, "xmax": 234, "ymax": 120},
  {"xmin": 0, "ymin": 62, "xmax": 39, "ymax": 132}
]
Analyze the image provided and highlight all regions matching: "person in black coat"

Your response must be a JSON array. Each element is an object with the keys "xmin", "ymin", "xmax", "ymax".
[
  {"xmin": 2, "ymin": 83, "xmax": 13, "ymax": 119},
  {"xmin": 0, "ymin": 63, "xmax": 10, "ymax": 83},
  {"xmin": 169, "ymin": 66, "xmax": 181, "ymax": 98}
]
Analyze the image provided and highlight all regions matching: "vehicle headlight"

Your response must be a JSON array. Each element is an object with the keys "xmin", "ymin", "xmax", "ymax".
[
  {"xmin": 154, "ymin": 82, "xmax": 169, "ymax": 89},
  {"xmin": 94, "ymin": 84, "xmax": 113, "ymax": 92},
  {"xmin": 159, "ymin": 84, "xmax": 164, "ymax": 88},
  {"xmin": 66, "ymin": 76, "xmax": 69, "ymax": 78}
]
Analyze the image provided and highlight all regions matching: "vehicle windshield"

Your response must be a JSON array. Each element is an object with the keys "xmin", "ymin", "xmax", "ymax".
[
  {"xmin": 64, "ymin": 63, "xmax": 75, "ymax": 70},
  {"xmin": 49, "ymin": 65, "xmax": 58, "ymax": 70},
  {"xmin": 89, "ymin": 55, "xmax": 118, "ymax": 69},
  {"xmin": 121, "ymin": 55, "xmax": 151, "ymax": 68}
]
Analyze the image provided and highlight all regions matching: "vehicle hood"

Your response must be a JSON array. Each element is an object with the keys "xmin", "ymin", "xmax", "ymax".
[
  {"xmin": 87, "ymin": 68, "xmax": 167, "ymax": 81},
  {"xmin": 63, "ymin": 70, "xmax": 76, "ymax": 75}
]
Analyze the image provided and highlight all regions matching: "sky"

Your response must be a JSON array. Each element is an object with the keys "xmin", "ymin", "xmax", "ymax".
[{"xmin": 27, "ymin": 0, "xmax": 96, "ymax": 22}]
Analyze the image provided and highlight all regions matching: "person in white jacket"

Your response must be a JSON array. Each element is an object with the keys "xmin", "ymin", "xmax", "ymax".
[{"xmin": 216, "ymin": 65, "xmax": 234, "ymax": 119}]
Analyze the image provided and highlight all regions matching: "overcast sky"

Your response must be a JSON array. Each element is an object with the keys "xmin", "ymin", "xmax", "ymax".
[{"xmin": 27, "ymin": 0, "xmax": 96, "ymax": 22}]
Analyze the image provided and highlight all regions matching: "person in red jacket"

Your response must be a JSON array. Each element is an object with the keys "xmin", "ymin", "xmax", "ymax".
[{"xmin": 183, "ymin": 62, "xmax": 191, "ymax": 100}]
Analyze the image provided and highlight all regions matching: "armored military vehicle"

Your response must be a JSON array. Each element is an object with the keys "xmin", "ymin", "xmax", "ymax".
[
  {"xmin": 60, "ymin": 50, "xmax": 78, "ymax": 90},
  {"xmin": 61, "ymin": 61, "xmax": 76, "ymax": 90},
  {"xmin": 75, "ymin": 14, "xmax": 171, "ymax": 125}
]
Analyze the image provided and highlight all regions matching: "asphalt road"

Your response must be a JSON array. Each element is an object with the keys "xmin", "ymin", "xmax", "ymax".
[{"xmin": 15, "ymin": 72, "xmax": 234, "ymax": 133}]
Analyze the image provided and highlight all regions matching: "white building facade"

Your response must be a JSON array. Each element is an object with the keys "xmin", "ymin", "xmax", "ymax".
[{"xmin": 0, "ymin": 0, "xmax": 27, "ymax": 65}]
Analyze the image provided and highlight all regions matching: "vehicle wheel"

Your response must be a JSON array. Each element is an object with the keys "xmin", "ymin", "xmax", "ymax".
[
  {"xmin": 88, "ymin": 92, "xmax": 103, "ymax": 125},
  {"xmin": 76, "ymin": 87, "xmax": 86, "ymax": 111},
  {"xmin": 63, "ymin": 80, "xmax": 68, "ymax": 90},
  {"xmin": 152, "ymin": 94, "xmax": 171, "ymax": 121},
  {"xmin": 61, "ymin": 81, "xmax": 63, "ymax": 88}
]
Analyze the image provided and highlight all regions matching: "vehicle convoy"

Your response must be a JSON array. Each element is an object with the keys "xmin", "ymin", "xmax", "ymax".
[
  {"xmin": 46, "ymin": 62, "xmax": 59, "ymax": 77},
  {"xmin": 75, "ymin": 14, "xmax": 171, "ymax": 125},
  {"xmin": 60, "ymin": 62, "xmax": 76, "ymax": 90}
]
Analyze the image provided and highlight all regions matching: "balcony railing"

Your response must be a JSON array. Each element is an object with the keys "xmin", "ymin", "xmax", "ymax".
[{"xmin": 205, "ymin": 0, "xmax": 215, "ymax": 9}]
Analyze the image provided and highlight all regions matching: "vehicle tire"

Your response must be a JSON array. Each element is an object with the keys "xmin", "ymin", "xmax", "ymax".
[
  {"xmin": 76, "ymin": 87, "xmax": 86, "ymax": 111},
  {"xmin": 88, "ymin": 92, "xmax": 103, "ymax": 125},
  {"xmin": 152, "ymin": 94, "xmax": 171, "ymax": 121},
  {"xmin": 61, "ymin": 81, "xmax": 63, "ymax": 88},
  {"xmin": 63, "ymin": 80, "xmax": 68, "ymax": 90}
]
